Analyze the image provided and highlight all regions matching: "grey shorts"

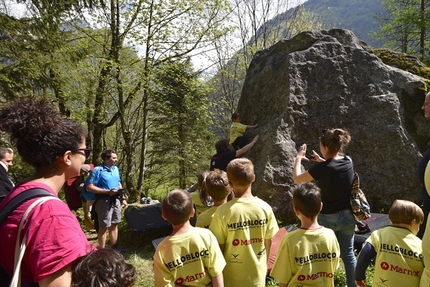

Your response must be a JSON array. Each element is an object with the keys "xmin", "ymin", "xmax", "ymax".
[{"xmin": 94, "ymin": 197, "xmax": 121, "ymax": 228}]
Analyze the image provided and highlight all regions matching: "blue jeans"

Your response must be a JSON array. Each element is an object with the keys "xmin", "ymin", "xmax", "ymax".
[{"xmin": 318, "ymin": 209, "xmax": 357, "ymax": 287}]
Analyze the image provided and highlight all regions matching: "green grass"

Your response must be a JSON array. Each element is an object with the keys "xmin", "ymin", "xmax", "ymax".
[{"xmin": 107, "ymin": 220, "xmax": 173, "ymax": 287}]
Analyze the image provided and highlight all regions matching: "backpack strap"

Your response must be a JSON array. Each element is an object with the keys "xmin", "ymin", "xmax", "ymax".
[{"xmin": 0, "ymin": 188, "xmax": 53, "ymax": 224}]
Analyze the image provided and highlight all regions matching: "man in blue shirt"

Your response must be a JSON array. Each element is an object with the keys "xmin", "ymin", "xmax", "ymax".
[{"xmin": 87, "ymin": 149, "xmax": 124, "ymax": 249}]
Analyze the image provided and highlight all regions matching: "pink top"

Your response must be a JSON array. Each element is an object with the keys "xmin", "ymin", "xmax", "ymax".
[{"xmin": 0, "ymin": 182, "xmax": 95, "ymax": 283}]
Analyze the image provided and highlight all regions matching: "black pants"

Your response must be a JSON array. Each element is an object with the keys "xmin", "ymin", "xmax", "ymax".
[{"xmin": 232, "ymin": 136, "xmax": 248, "ymax": 150}]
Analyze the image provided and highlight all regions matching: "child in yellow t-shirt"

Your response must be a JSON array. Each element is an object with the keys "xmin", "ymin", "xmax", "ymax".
[
  {"xmin": 209, "ymin": 158, "xmax": 278, "ymax": 287},
  {"xmin": 196, "ymin": 169, "xmax": 232, "ymax": 229},
  {"xmin": 271, "ymin": 182, "xmax": 340, "ymax": 287},
  {"xmin": 355, "ymin": 199, "xmax": 424, "ymax": 287},
  {"xmin": 154, "ymin": 189, "xmax": 226, "ymax": 287},
  {"xmin": 229, "ymin": 112, "xmax": 258, "ymax": 150}
]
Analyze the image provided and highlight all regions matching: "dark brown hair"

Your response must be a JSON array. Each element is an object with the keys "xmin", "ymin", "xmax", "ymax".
[
  {"xmin": 231, "ymin": 112, "xmax": 241, "ymax": 121},
  {"xmin": 0, "ymin": 97, "xmax": 86, "ymax": 170},
  {"xmin": 293, "ymin": 182, "xmax": 321, "ymax": 219},
  {"xmin": 215, "ymin": 139, "xmax": 230, "ymax": 153},
  {"xmin": 102, "ymin": 149, "xmax": 117, "ymax": 160},
  {"xmin": 72, "ymin": 249, "xmax": 137, "ymax": 287},
  {"xmin": 162, "ymin": 189, "xmax": 194, "ymax": 225},
  {"xmin": 205, "ymin": 169, "xmax": 230, "ymax": 201},
  {"xmin": 320, "ymin": 128, "xmax": 351, "ymax": 155}
]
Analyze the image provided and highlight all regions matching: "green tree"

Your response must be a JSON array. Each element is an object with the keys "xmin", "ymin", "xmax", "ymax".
[
  {"xmin": 147, "ymin": 59, "xmax": 215, "ymax": 191},
  {"xmin": 0, "ymin": 0, "xmax": 230, "ymax": 200},
  {"xmin": 67, "ymin": 0, "xmax": 230, "ymax": 200},
  {"xmin": 375, "ymin": 0, "xmax": 430, "ymax": 64},
  {"xmin": 0, "ymin": 6, "xmax": 91, "ymax": 114}
]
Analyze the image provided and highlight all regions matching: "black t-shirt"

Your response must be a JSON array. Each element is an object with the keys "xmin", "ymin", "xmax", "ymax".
[
  {"xmin": 210, "ymin": 150, "xmax": 237, "ymax": 171},
  {"xmin": 308, "ymin": 156, "xmax": 354, "ymax": 214}
]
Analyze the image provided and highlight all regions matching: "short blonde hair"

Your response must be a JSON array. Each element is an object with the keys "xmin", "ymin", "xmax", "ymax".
[
  {"xmin": 389, "ymin": 199, "xmax": 424, "ymax": 225},
  {"xmin": 226, "ymin": 158, "xmax": 254, "ymax": 188}
]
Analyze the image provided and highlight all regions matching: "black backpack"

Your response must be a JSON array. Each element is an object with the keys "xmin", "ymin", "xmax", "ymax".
[{"xmin": 0, "ymin": 188, "xmax": 53, "ymax": 287}]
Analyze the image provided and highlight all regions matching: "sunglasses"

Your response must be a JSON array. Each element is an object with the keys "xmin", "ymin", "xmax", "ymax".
[{"xmin": 77, "ymin": 147, "xmax": 92, "ymax": 159}]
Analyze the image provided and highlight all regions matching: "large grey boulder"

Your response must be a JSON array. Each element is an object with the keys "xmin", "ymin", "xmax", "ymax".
[{"xmin": 238, "ymin": 29, "xmax": 428, "ymax": 224}]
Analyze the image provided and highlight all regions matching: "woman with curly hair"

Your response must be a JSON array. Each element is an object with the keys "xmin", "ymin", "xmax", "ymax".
[
  {"xmin": 293, "ymin": 128, "xmax": 357, "ymax": 287},
  {"xmin": 0, "ymin": 96, "xmax": 96, "ymax": 287},
  {"xmin": 72, "ymin": 249, "xmax": 137, "ymax": 287}
]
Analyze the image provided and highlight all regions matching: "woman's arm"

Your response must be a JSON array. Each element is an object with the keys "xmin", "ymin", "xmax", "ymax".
[{"xmin": 293, "ymin": 144, "xmax": 314, "ymax": 184}]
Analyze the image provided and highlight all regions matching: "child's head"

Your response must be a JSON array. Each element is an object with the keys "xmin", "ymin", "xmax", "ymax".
[
  {"xmin": 389, "ymin": 199, "xmax": 424, "ymax": 232},
  {"xmin": 205, "ymin": 169, "xmax": 230, "ymax": 201},
  {"xmin": 226, "ymin": 158, "xmax": 255, "ymax": 189},
  {"xmin": 162, "ymin": 189, "xmax": 194, "ymax": 225},
  {"xmin": 293, "ymin": 182, "xmax": 322, "ymax": 220},
  {"xmin": 231, "ymin": 112, "xmax": 241, "ymax": 122},
  {"xmin": 72, "ymin": 249, "xmax": 137, "ymax": 287}
]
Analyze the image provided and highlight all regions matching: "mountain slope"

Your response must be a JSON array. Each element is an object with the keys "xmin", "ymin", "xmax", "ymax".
[{"xmin": 300, "ymin": 0, "xmax": 385, "ymax": 47}]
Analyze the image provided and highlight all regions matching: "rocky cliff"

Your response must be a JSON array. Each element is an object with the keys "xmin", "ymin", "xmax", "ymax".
[{"xmin": 237, "ymin": 29, "xmax": 429, "ymax": 224}]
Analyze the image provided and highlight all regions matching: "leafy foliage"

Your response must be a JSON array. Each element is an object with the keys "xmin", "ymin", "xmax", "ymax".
[
  {"xmin": 147, "ymin": 59, "xmax": 216, "ymax": 192},
  {"xmin": 374, "ymin": 0, "xmax": 430, "ymax": 64}
]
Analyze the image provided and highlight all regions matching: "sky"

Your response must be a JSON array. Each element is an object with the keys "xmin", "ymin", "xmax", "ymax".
[{"xmin": 1, "ymin": 0, "xmax": 27, "ymax": 18}]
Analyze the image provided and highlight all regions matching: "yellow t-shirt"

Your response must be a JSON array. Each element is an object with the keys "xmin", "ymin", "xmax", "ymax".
[
  {"xmin": 153, "ymin": 227, "xmax": 226, "ymax": 287},
  {"xmin": 421, "ymin": 219, "xmax": 430, "ymax": 286},
  {"xmin": 424, "ymin": 160, "xmax": 430, "ymax": 195},
  {"xmin": 190, "ymin": 192, "xmax": 211, "ymax": 217},
  {"xmin": 196, "ymin": 206, "xmax": 219, "ymax": 229},
  {"xmin": 209, "ymin": 197, "xmax": 279, "ymax": 287},
  {"xmin": 270, "ymin": 227, "xmax": 340, "ymax": 287},
  {"xmin": 229, "ymin": 122, "xmax": 247, "ymax": 145},
  {"xmin": 365, "ymin": 226, "xmax": 423, "ymax": 287}
]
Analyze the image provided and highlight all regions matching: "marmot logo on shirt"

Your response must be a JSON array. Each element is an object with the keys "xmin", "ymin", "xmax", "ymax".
[
  {"xmin": 380, "ymin": 261, "xmax": 421, "ymax": 277},
  {"xmin": 295, "ymin": 252, "xmax": 337, "ymax": 265},
  {"xmin": 232, "ymin": 237, "xmax": 263, "ymax": 246},
  {"xmin": 300, "ymin": 271, "xmax": 334, "ymax": 281},
  {"xmin": 165, "ymin": 249, "xmax": 210, "ymax": 270},
  {"xmin": 227, "ymin": 218, "xmax": 268, "ymax": 230},
  {"xmin": 175, "ymin": 269, "xmax": 207, "ymax": 285}
]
